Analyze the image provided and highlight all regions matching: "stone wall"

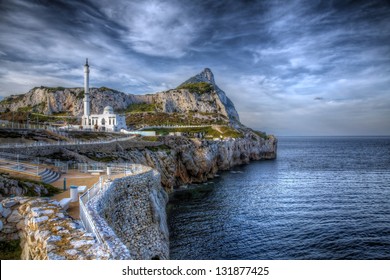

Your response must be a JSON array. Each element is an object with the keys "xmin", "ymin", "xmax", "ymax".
[
  {"xmin": 0, "ymin": 197, "xmax": 109, "ymax": 260},
  {"xmin": 87, "ymin": 168, "xmax": 169, "ymax": 260},
  {"xmin": 0, "ymin": 166, "xmax": 169, "ymax": 260}
]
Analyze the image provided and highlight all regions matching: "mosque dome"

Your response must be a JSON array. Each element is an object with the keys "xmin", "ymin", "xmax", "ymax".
[{"xmin": 103, "ymin": 106, "xmax": 114, "ymax": 114}]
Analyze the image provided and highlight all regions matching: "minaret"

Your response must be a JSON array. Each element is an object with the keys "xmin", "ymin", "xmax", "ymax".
[{"xmin": 83, "ymin": 58, "xmax": 90, "ymax": 119}]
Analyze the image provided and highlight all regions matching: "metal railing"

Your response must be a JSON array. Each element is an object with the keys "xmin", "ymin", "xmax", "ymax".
[
  {"xmin": 0, "ymin": 135, "xmax": 134, "ymax": 149},
  {"xmin": 0, "ymin": 152, "xmax": 66, "ymax": 174},
  {"xmin": 79, "ymin": 176, "xmax": 106, "ymax": 244},
  {"xmin": 78, "ymin": 164, "xmax": 146, "ymax": 243},
  {"xmin": 77, "ymin": 162, "xmax": 143, "ymax": 174},
  {"xmin": 140, "ymin": 124, "xmax": 211, "ymax": 130},
  {"xmin": 0, "ymin": 158, "xmax": 41, "ymax": 178}
]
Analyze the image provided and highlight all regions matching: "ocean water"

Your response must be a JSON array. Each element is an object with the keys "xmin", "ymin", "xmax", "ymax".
[{"xmin": 168, "ymin": 137, "xmax": 390, "ymax": 259}]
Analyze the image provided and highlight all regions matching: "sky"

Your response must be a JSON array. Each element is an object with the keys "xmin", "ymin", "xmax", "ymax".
[{"xmin": 0, "ymin": 0, "xmax": 390, "ymax": 136}]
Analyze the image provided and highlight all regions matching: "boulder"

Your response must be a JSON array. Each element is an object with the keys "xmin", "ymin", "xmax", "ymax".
[
  {"xmin": 7, "ymin": 210, "xmax": 22, "ymax": 223},
  {"xmin": 2, "ymin": 208, "xmax": 11, "ymax": 219}
]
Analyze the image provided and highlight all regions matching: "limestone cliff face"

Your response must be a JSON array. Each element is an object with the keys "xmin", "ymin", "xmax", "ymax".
[
  {"xmin": 0, "ymin": 87, "xmax": 145, "ymax": 116},
  {"xmin": 179, "ymin": 68, "xmax": 240, "ymax": 122},
  {"xmin": 0, "ymin": 69, "xmax": 239, "ymax": 122},
  {"xmin": 105, "ymin": 135, "xmax": 277, "ymax": 189}
]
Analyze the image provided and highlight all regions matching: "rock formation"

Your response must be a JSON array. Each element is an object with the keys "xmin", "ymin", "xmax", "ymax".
[
  {"xmin": 179, "ymin": 68, "xmax": 240, "ymax": 121},
  {"xmin": 0, "ymin": 133, "xmax": 277, "ymax": 190},
  {"xmin": 0, "ymin": 173, "xmax": 59, "ymax": 198},
  {"xmin": 0, "ymin": 68, "xmax": 239, "ymax": 123}
]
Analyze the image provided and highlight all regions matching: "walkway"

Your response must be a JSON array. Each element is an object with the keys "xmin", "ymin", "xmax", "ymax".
[
  {"xmin": 0, "ymin": 135, "xmax": 135, "ymax": 149},
  {"xmin": 51, "ymin": 170, "xmax": 125, "ymax": 219}
]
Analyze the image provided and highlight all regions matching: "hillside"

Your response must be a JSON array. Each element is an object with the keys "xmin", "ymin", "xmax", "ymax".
[{"xmin": 0, "ymin": 69, "xmax": 240, "ymax": 126}]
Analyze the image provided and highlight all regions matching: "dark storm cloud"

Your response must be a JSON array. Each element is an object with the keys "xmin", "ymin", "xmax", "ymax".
[{"xmin": 0, "ymin": 0, "xmax": 389, "ymax": 135}]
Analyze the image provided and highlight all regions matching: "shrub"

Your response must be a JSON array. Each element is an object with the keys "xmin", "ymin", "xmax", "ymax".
[
  {"xmin": 178, "ymin": 82, "xmax": 214, "ymax": 94},
  {"xmin": 124, "ymin": 103, "xmax": 156, "ymax": 113}
]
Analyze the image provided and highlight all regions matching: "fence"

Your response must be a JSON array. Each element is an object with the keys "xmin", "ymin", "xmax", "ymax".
[
  {"xmin": 77, "ymin": 162, "xmax": 143, "ymax": 174},
  {"xmin": 79, "ymin": 176, "xmax": 106, "ymax": 243},
  {"xmin": 0, "ymin": 157, "xmax": 40, "ymax": 178},
  {"xmin": 78, "ymin": 164, "xmax": 148, "ymax": 245},
  {"xmin": 0, "ymin": 135, "xmax": 135, "ymax": 149},
  {"xmin": 0, "ymin": 120, "xmax": 68, "ymax": 132},
  {"xmin": 140, "ymin": 124, "xmax": 211, "ymax": 130},
  {"xmin": 0, "ymin": 152, "xmax": 66, "ymax": 174}
]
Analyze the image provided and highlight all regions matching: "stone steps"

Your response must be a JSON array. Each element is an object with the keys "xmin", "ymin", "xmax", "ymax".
[{"xmin": 40, "ymin": 168, "xmax": 60, "ymax": 184}]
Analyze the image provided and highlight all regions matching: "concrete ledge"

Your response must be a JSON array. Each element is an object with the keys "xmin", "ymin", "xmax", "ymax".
[{"xmin": 59, "ymin": 198, "xmax": 72, "ymax": 210}]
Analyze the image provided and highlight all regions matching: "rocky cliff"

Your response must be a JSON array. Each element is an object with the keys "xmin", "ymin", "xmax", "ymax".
[
  {"xmin": 0, "ymin": 69, "xmax": 240, "ymax": 123},
  {"xmin": 0, "ymin": 132, "xmax": 277, "ymax": 190},
  {"xmin": 104, "ymin": 134, "xmax": 277, "ymax": 189},
  {"xmin": 179, "ymin": 68, "xmax": 239, "ymax": 121}
]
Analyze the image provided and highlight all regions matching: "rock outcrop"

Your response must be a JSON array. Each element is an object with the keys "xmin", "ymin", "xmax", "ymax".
[
  {"xmin": 0, "ymin": 133, "xmax": 277, "ymax": 190},
  {"xmin": 0, "ymin": 173, "xmax": 59, "ymax": 198},
  {"xmin": 115, "ymin": 135, "xmax": 277, "ymax": 189},
  {"xmin": 179, "ymin": 68, "xmax": 240, "ymax": 122},
  {"xmin": 0, "ymin": 197, "xmax": 109, "ymax": 260},
  {"xmin": 0, "ymin": 68, "xmax": 240, "ymax": 123}
]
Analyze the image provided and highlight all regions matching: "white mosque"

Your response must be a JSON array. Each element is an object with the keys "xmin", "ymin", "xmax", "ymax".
[{"xmin": 81, "ymin": 59, "xmax": 126, "ymax": 132}]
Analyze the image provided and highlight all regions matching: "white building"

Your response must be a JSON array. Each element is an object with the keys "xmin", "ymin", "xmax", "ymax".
[{"xmin": 81, "ymin": 59, "xmax": 126, "ymax": 132}]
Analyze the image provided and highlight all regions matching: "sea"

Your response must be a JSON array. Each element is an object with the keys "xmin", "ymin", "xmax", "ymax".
[{"xmin": 168, "ymin": 136, "xmax": 390, "ymax": 259}]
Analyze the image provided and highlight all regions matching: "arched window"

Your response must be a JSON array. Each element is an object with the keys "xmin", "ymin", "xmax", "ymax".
[{"xmin": 101, "ymin": 118, "xmax": 105, "ymax": 125}]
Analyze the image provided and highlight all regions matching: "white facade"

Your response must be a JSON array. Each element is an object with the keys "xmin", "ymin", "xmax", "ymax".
[{"xmin": 81, "ymin": 59, "xmax": 126, "ymax": 132}]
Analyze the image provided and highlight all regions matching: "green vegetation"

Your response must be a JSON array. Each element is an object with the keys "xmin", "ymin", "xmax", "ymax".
[
  {"xmin": 20, "ymin": 178, "xmax": 61, "ymax": 196},
  {"xmin": 76, "ymin": 90, "xmax": 85, "ymax": 99},
  {"xmin": 252, "ymin": 130, "xmax": 267, "ymax": 139},
  {"xmin": 146, "ymin": 144, "xmax": 171, "ymax": 152},
  {"xmin": 46, "ymin": 87, "xmax": 65, "ymax": 92},
  {"xmin": 51, "ymin": 111, "xmax": 69, "ymax": 117},
  {"xmin": 0, "ymin": 173, "xmax": 60, "ymax": 197},
  {"xmin": 218, "ymin": 126, "xmax": 244, "ymax": 138},
  {"xmin": 141, "ymin": 136, "xmax": 159, "ymax": 142},
  {"xmin": 99, "ymin": 86, "xmax": 113, "ymax": 91},
  {"xmin": 143, "ymin": 125, "xmax": 243, "ymax": 139},
  {"xmin": 0, "ymin": 240, "xmax": 21, "ymax": 260},
  {"xmin": 126, "ymin": 112, "xmax": 228, "ymax": 128},
  {"xmin": 0, "ymin": 95, "xmax": 24, "ymax": 105},
  {"xmin": 178, "ymin": 82, "xmax": 214, "ymax": 94},
  {"xmin": 123, "ymin": 103, "xmax": 156, "ymax": 113},
  {"xmin": 87, "ymin": 154, "xmax": 118, "ymax": 162},
  {"xmin": 15, "ymin": 102, "xmax": 46, "ymax": 114},
  {"xmin": 66, "ymin": 131, "xmax": 117, "ymax": 140},
  {"xmin": 17, "ymin": 106, "xmax": 33, "ymax": 113}
]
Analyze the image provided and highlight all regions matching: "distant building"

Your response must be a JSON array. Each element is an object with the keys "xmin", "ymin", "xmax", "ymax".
[{"xmin": 81, "ymin": 59, "xmax": 126, "ymax": 132}]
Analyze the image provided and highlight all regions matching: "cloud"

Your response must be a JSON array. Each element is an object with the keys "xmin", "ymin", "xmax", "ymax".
[
  {"xmin": 0, "ymin": 0, "xmax": 390, "ymax": 135},
  {"xmin": 100, "ymin": 0, "xmax": 203, "ymax": 58}
]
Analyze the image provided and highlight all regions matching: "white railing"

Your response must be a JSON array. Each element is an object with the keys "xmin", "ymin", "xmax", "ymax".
[
  {"xmin": 77, "ymin": 162, "xmax": 142, "ymax": 174},
  {"xmin": 140, "ymin": 124, "xmax": 211, "ymax": 130},
  {"xmin": 78, "ymin": 164, "xmax": 147, "ymax": 244},
  {"xmin": 79, "ymin": 177, "xmax": 106, "ymax": 244},
  {"xmin": 0, "ymin": 153, "xmax": 67, "ymax": 174},
  {"xmin": 0, "ymin": 135, "xmax": 134, "ymax": 149},
  {"xmin": 0, "ymin": 158, "xmax": 40, "ymax": 177}
]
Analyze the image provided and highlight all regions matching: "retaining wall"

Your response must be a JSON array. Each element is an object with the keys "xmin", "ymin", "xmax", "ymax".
[{"xmin": 0, "ymin": 166, "xmax": 169, "ymax": 259}]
